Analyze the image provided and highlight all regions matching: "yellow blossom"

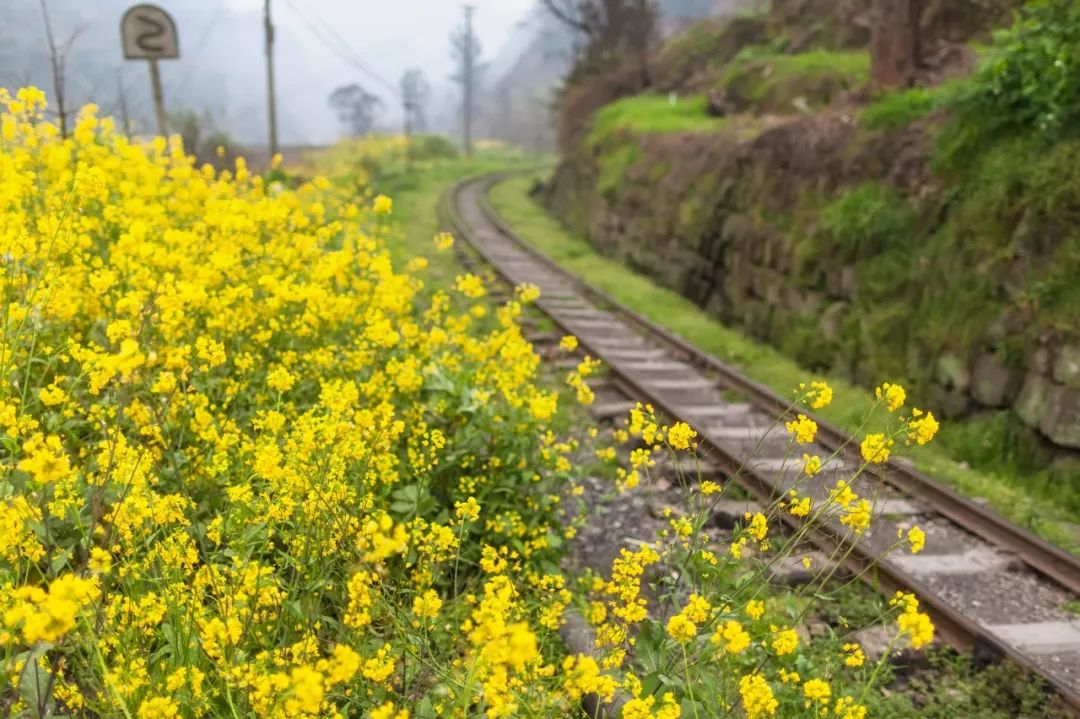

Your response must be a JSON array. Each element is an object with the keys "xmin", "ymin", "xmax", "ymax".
[
  {"xmin": 785, "ymin": 414, "xmax": 817, "ymax": 445},
  {"xmin": 860, "ymin": 433, "xmax": 893, "ymax": 464},
  {"xmin": 876, "ymin": 382, "xmax": 906, "ymax": 411}
]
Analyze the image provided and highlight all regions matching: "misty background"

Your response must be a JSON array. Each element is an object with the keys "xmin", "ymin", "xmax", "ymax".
[{"xmin": 1, "ymin": 0, "xmax": 732, "ymax": 151}]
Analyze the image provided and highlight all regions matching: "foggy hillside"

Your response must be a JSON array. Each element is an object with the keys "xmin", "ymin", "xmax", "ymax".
[{"xmin": 476, "ymin": 0, "xmax": 744, "ymax": 151}]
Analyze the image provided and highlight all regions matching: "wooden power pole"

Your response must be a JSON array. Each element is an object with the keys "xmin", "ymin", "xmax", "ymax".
[{"xmin": 264, "ymin": 0, "xmax": 280, "ymax": 158}]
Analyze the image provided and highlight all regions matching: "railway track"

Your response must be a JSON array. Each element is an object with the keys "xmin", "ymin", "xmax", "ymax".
[{"xmin": 441, "ymin": 172, "xmax": 1080, "ymax": 712}]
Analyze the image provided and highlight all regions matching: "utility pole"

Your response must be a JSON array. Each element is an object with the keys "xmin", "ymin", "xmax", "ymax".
[
  {"xmin": 264, "ymin": 0, "xmax": 280, "ymax": 158},
  {"xmin": 462, "ymin": 5, "xmax": 475, "ymax": 157},
  {"xmin": 402, "ymin": 82, "xmax": 414, "ymax": 171},
  {"xmin": 117, "ymin": 71, "xmax": 132, "ymax": 135},
  {"xmin": 401, "ymin": 69, "xmax": 429, "ymax": 172}
]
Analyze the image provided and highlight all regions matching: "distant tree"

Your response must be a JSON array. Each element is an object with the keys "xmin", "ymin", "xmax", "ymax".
[
  {"xmin": 168, "ymin": 108, "xmax": 236, "ymax": 169},
  {"xmin": 541, "ymin": 0, "xmax": 657, "ymax": 84},
  {"xmin": 870, "ymin": 0, "xmax": 923, "ymax": 89},
  {"xmin": 450, "ymin": 7, "xmax": 482, "ymax": 156},
  {"xmin": 38, "ymin": 0, "xmax": 84, "ymax": 136},
  {"xmin": 400, "ymin": 69, "xmax": 430, "ymax": 134},
  {"xmin": 328, "ymin": 83, "xmax": 383, "ymax": 136}
]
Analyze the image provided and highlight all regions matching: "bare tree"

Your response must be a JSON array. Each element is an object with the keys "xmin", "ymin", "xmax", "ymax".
[
  {"xmin": 400, "ymin": 69, "xmax": 431, "ymax": 135},
  {"xmin": 869, "ymin": 0, "xmax": 924, "ymax": 89},
  {"xmin": 450, "ymin": 6, "xmax": 482, "ymax": 157},
  {"xmin": 328, "ymin": 83, "xmax": 383, "ymax": 137},
  {"xmin": 38, "ymin": 0, "xmax": 83, "ymax": 136},
  {"xmin": 541, "ymin": 0, "xmax": 657, "ymax": 85}
]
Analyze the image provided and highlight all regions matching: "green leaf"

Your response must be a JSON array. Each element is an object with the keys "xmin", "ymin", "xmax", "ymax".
[
  {"xmin": 636, "ymin": 621, "xmax": 666, "ymax": 674},
  {"xmin": 49, "ymin": 548, "xmax": 72, "ymax": 574},
  {"xmin": 18, "ymin": 642, "xmax": 56, "ymax": 717}
]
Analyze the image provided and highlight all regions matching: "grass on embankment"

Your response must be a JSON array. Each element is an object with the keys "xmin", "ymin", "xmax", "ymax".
[
  {"xmin": 488, "ymin": 173, "xmax": 1080, "ymax": 552},
  {"xmin": 374, "ymin": 149, "xmax": 538, "ymax": 286},
  {"xmin": 588, "ymin": 94, "xmax": 725, "ymax": 144}
]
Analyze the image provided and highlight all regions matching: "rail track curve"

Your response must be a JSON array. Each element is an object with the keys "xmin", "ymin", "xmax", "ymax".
[{"xmin": 441, "ymin": 172, "xmax": 1080, "ymax": 712}]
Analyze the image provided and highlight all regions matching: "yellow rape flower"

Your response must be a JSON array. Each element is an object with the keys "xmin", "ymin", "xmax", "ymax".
[
  {"xmin": 711, "ymin": 619, "xmax": 750, "ymax": 654},
  {"xmin": 770, "ymin": 625, "xmax": 799, "ymax": 656},
  {"xmin": 137, "ymin": 697, "xmax": 180, "ymax": 719},
  {"xmin": 667, "ymin": 422, "xmax": 697, "ymax": 451},
  {"xmin": 801, "ymin": 380, "xmax": 833, "ymax": 409},
  {"xmin": 876, "ymin": 382, "xmax": 906, "ymax": 411},
  {"xmin": 785, "ymin": 414, "xmax": 817, "ymax": 445},
  {"xmin": 739, "ymin": 673, "xmax": 778, "ymax": 719},
  {"xmin": 860, "ymin": 433, "xmax": 893, "ymax": 464},
  {"xmin": 907, "ymin": 409, "xmax": 940, "ymax": 445},
  {"xmin": 803, "ymin": 678, "xmax": 831, "ymax": 707},
  {"xmin": 906, "ymin": 525, "xmax": 926, "ymax": 553},
  {"xmin": 666, "ymin": 614, "xmax": 697, "ymax": 643},
  {"xmin": 373, "ymin": 194, "xmax": 393, "ymax": 214},
  {"xmin": 412, "ymin": 590, "xmax": 443, "ymax": 621},
  {"xmin": 842, "ymin": 643, "xmax": 865, "ymax": 667},
  {"xmin": 455, "ymin": 496, "xmax": 481, "ymax": 522}
]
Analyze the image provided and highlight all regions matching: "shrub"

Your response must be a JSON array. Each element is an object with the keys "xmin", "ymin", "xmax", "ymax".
[
  {"xmin": 860, "ymin": 86, "xmax": 947, "ymax": 130},
  {"xmin": 818, "ymin": 183, "xmax": 914, "ymax": 260},
  {"xmin": 941, "ymin": 0, "xmax": 1080, "ymax": 156}
]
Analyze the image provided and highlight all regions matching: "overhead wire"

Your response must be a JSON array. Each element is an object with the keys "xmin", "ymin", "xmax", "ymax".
[{"xmin": 280, "ymin": 0, "xmax": 401, "ymax": 98}]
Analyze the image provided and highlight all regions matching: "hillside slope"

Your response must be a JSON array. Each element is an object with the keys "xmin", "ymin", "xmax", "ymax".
[{"xmin": 543, "ymin": 0, "xmax": 1080, "ymax": 479}]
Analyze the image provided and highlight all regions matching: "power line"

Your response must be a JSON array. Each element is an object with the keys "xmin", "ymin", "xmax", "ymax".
[{"xmin": 281, "ymin": 0, "xmax": 400, "ymax": 98}]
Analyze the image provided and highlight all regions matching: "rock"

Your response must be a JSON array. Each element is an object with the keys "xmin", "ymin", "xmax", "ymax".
[
  {"xmin": 1053, "ymin": 345, "xmax": 1080, "ymax": 387},
  {"xmin": 935, "ymin": 353, "xmax": 971, "ymax": 392},
  {"xmin": 709, "ymin": 499, "xmax": 763, "ymax": 530},
  {"xmin": 970, "ymin": 352, "xmax": 1019, "ymax": 408},
  {"xmin": 1029, "ymin": 346, "xmax": 1052, "ymax": 374},
  {"xmin": 706, "ymin": 90, "xmax": 731, "ymax": 118},
  {"xmin": 853, "ymin": 625, "xmax": 910, "ymax": 664},
  {"xmin": 721, "ymin": 213, "xmax": 756, "ymax": 244},
  {"xmin": 819, "ymin": 302, "xmax": 848, "ymax": 343},
  {"xmin": 1050, "ymin": 454, "xmax": 1080, "ymax": 476},
  {"xmin": 1014, "ymin": 372, "xmax": 1050, "ymax": 429},
  {"xmin": 767, "ymin": 552, "xmax": 841, "ymax": 587},
  {"xmin": 1040, "ymin": 385, "xmax": 1080, "ymax": 450},
  {"xmin": 752, "ymin": 267, "xmax": 784, "ymax": 305},
  {"xmin": 647, "ymin": 499, "xmax": 685, "ymax": 520},
  {"xmin": 839, "ymin": 266, "xmax": 858, "ymax": 298}
]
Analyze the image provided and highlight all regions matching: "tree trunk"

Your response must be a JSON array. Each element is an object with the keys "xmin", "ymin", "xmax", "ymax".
[{"xmin": 870, "ymin": 0, "xmax": 922, "ymax": 90}]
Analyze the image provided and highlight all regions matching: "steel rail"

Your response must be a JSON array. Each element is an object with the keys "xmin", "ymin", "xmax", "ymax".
[
  {"xmin": 470, "ymin": 173, "xmax": 1080, "ymax": 596},
  {"xmin": 440, "ymin": 172, "xmax": 1080, "ymax": 712}
]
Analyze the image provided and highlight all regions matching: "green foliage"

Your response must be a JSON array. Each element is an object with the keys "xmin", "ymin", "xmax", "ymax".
[
  {"xmin": 718, "ymin": 48, "xmax": 870, "ymax": 113},
  {"xmin": 587, "ymin": 94, "xmax": 724, "ymax": 145},
  {"xmin": 859, "ymin": 85, "xmax": 953, "ymax": 130},
  {"xmin": 817, "ymin": 183, "xmax": 913, "ymax": 260},
  {"xmin": 656, "ymin": 17, "xmax": 765, "ymax": 76},
  {"xmin": 411, "ymin": 134, "xmax": 460, "ymax": 161},
  {"xmin": 940, "ymin": 0, "xmax": 1080, "ymax": 160},
  {"xmin": 597, "ymin": 143, "xmax": 642, "ymax": 198}
]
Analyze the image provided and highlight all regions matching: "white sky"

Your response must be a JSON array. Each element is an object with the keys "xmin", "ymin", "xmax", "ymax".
[
  {"xmin": 4, "ymin": 0, "xmax": 541, "ymax": 144},
  {"xmin": 222, "ymin": 0, "xmax": 538, "ymax": 142}
]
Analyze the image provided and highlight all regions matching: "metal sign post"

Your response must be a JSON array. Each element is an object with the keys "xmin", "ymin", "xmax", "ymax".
[{"xmin": 121, "ymin": 4, "xmax": 179, "ymax": 137}]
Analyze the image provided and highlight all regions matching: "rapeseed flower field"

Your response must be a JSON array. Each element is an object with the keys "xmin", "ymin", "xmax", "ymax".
[{"xmin": 0, "ymin": 88, "xmax": 936, "ymax": 718}]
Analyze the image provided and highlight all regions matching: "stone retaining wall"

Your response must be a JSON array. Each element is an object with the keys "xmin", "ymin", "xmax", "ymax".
[{"xmin": 544, "ymin": 118, "xmax": 1080, "ymax": 458}]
